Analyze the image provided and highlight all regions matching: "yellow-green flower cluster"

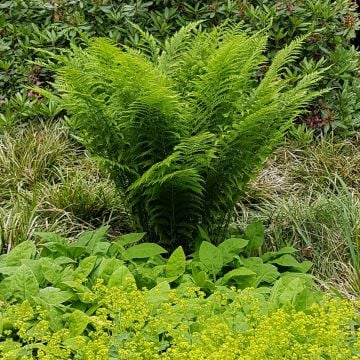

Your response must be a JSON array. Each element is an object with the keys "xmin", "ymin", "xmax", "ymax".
[{"xmin": 0, "ymin": 284, "xmax": 359, "ymax": 359}]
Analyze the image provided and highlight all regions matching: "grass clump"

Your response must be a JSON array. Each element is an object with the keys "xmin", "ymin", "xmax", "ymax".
[
  {"xmin": 236, "ymin": 133, "xmax": 360, "ymax": 297},
  {"xmin": 0, "ymin": 123, "xmax": 129, "ymax": 252}
]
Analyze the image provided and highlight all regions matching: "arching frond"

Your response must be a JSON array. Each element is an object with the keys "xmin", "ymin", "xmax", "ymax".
[{"xmin": 52, "ymin": 24, "xmax": 323, "ymax": 249}]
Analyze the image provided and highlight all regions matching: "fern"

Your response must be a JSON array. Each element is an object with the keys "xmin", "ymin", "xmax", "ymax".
[{"xmin": 51, "ymin": 24, "xmax": 324, "ymax": 249}]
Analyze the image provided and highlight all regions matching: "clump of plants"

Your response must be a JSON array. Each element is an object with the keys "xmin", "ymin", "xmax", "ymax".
[
  {"xmin": 0, "ymin": 228, "xmax": 359, "ymax": 359},
  {"xmin": 0, "ymin": 123, "xmax": 129, "ymax": 253},
  {"xmin": 47, "ymin": 24, "xmax": 324, "ymax": 249}
]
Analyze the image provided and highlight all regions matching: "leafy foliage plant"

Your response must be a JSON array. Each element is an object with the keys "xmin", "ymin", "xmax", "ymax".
[
  {"xmin": 49, "ymin": 24, "xmax": 324, "ymax": 249},
  {"xmin": 0, "ymin": 227, "xmax": 358, "ymax": 359}
]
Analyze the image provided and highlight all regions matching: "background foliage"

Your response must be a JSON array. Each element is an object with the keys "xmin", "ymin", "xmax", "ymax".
[{"xmin": 1, "ymin": 0, "xmax": 360, "ymax": 132}]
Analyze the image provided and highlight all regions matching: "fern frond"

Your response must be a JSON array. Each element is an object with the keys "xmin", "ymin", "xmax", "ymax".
[{"xmin": 52, "ymin": 25, "xmax": 323, "ymax": 249}]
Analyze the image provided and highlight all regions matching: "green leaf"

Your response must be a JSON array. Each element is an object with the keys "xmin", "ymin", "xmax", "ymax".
[
  {"xmin": 68, "ymin": 310, "xmax": 89, "ymax": 336},
  {"xmin": 270, "ymin": 254, "xmax": 302, "ymax": 268},
  {"xmin": 93, "ymin": 242, "xmax": 110, "ymax": 256},
  {"xmin": 41, "ymin": 242, "xmax": 68, "ymax": 257},
  {"xmin": 39, "ymin": 287, "xmax": 73, "ymax": 305},
  {"xmin": 218, "ymin": 238, "xmax": 248, "ymax": 264},
  {"xmin": 291, "ymin": 260, "xmax": 313, "ymax": 273},
  {"xmin": 95, "ymin": 258, "xmax": 124, "ymax": 284},
  {"xmin": 116, "ymin": 232, "xmax": 146, "ymax": 246},
  {"xmin": 217, "ymin": 268, "xmax": 256, "ymax": 285},
  {"xmin": 0, "ymin": 267, "xmax": 18, "ymax": 276},
  {"xmin": 74, "ymin": 226, "xmax": 109, "ymax": 254},
  {"xmin": 53, "ymin": 257, "xmax": 77, "ymax": 266},
  {"xmin": 21, "ymin": 259, "xmax": 45, "ymax": 285},
  {"xmin": 243, "ymin": 258, "xmax": 280, "ymax": 286},
  {"xmin": 66, "ymin": 246, "xmax": 87, "ymax": 259},
  {"xmin": 125, "ymin": 243, "xmax": 167, "ymax": 259},
  {"xmin": 245, "ymin": 221, "xmax": 264, "ymax": 252},
  {"xmin": 165, "ymin": 246, "xmax": 186, "ymax": 278},
  {"xmin": 108, "ymin": 265, "xmax": 135, "ymax": 288},
  {"xmin": 35, "ymin": 232, "xmax": 66, "ymax": 243},
  {"xmin": 261, "ymin": 247, "xmax": 297, "ymax": 262},
  {"xmin": 4, "ymin": 241, "xmax": 36, "ymax": 266},
  {"xmin": 12, "ymin": 265, "xmax": 39, "ymax": 300},
  {"xmin": 41, "ymin": 258, "xmax": 63, "ymax": 285},
  {"xmin": 73, "ymin": 256, "xmax": 97, "ymax": 282},
  {"xmin": 199, "ymin": 241, "xmax": 223, "ymax": 276},
  {"xmin": 148, "ymin": 282, "xmax": 170, "ymax": 306}
]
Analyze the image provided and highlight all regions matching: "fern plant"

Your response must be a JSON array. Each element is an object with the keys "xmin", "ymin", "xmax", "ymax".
[{"xmin": 50, "ymin": 24, "xmax": 324, "ymax": 249}]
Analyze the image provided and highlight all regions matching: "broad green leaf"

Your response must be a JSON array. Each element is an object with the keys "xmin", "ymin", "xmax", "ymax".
[
  {"xmin": 165, "ymin": 246, "xmax": 186, "ymax": 278},
  {"xmin": 12, "ymin": 265, "xmax": 39, "ymax": 300},
  {"xmin": 108, "ymin": 265, "xmax": 135, "ymax": 288},
  {"xmin": 116, "ymin": 232, "xmax": 146, "ymax": 246},
  {"xmin": 0, "ymin": 267, "xmax": 18, "ymax": 276},
  {"xmin": 261, "ymin": 246, "xmax": 297, "ymax": 262},
  {"xmin": 68, "ymin": 310, "xmax": 89, "ymax": 336},
  {"xmin": 61, "ymin": 281, "xmax": 90, "ymax": 293},
  {"xmin": 66, "ymin": 246, "xmax": 87, "ymax": 259},
  {"xmin": 74, "ymin": 226, "xmax": 109, "ymax": 254},
  {"xmin": 218, "ymin": 238, "xmax": 248, "ymax": 264},
  {"xmin": 35, "ymin": 232, "xmax": 66, "ymax": 243},
  {"xmin": 245, "ymin": 221, "xmax": 264, "ymax": 252},
  {"xmin": 291, "ymin": 260, "xmax": 313, "ymax": 273},
  {"xmin": 41, "ymin": 242, "xmax": 68, "ymax": 256},
  {"xmin": 93, "ymin": 242, "xmax": 110, "ymax": 255},
  {"xmin": 148, "ymin": 281, "xmax": 170, "ymax": 305},
  {"xmin": 39, "ymin": 287, "xmax": 73, "ymax": 305},
  {"xmin": 193, "ymin": 270, "xmax": 207, "ymax": 287},
  {"xmin": 95, "ymin": 258, "xmax": 124, "ymax": 284},
  {"xmin": 125, "ymin": 243, "xmax": 167, "ymax": 259},
  {"xmin": 277, "ymin": 277, "xmax": 307, "ymax": 305},
  {"xmin": 294, "ymin": 287, "xmax": 317, "ymax": 311},
  {"xmin": 217, "ymin": 268, "xmax": 256, "ymax": 285},
  {"xmin": 53, "ymin": 257, "xmax": 77, "ymax": 266},
  {"xmin": 270, "ymin": 254, "xmax": 312, "ymax": 272},
  {"xmin": 41, "ymin": 258, "xmax": 63, "ymax": 285},
  {"xmin": 269, "ymin": 274, "xmax": 314, "ymax": 308},
  {"xmin": 4, "ymin": 241, "xmax": 36, "ymax": 266},
  {"xmin": 243, "ymin": 258, "xmax": 280, "ymax": 286},
  {"xmin": 0, "ymin": 277, "xmax": 13, "ymax": 300},
  {"xmin": 73, "ymin": 256, "xmax": 97, "ymax": 282},
  {"xmin": 21, "ymin": 259, "xmax": 45, "ymax": 285},
  {"xmin": 199, "ymin": 241, "xmax": 223, "ymax": 276}
]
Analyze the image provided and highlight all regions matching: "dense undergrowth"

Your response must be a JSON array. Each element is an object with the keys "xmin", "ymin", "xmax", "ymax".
[
  {"xmin": 1, "ymin": 1, "xmax": 360, "ymax": 358},
  {"xmin": 0, "ymin": 228, "xmax": 359, "ymax": 359}
]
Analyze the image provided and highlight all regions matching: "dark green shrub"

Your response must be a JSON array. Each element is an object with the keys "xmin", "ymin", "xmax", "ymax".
[{"xmin": 49, "ymin": 25, "xmax": 323, "ymax": 248}]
